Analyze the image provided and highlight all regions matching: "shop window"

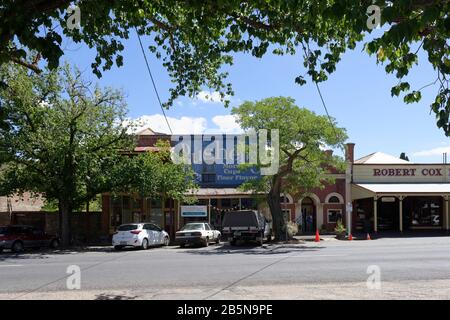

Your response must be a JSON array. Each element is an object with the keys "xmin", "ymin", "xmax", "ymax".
[
  {"xmin": 194, "ymin": 199, "xmax": 208, "ymax": 206},
  {"xmin": 151, "ymin": 198, "xmax": 162, "ymax": 208},
  {"xmin": 220, "ymin": 199, "xmax": 231, "ymax": 208},
  {"xmin": 410, "ymin": 197, "xmax": 442, "ymax": 227},
  {"xmin": 132, "ymin": 197, "xmax": 141, "ymax": 210},
  {"xmin": 149, "ymin": 208, "xmax": 163, "ymax": 227},
  {"xmin": 230, "ymin": 198, "xmax": 239, "ymax": 210},
  {"xmin": 328, "ymin": 196, "xmax": 341, "ymax": 203},
  {"xmin": 122, "ymin": 196, "xmax": 130, "ymax": 210},
  {"xmin": 328, "ymin": 209, "xmax": 342, "ymax": 223},
  {"xmin": 241, "ymin": 198, "xmax": 256, "ymax": 210}
]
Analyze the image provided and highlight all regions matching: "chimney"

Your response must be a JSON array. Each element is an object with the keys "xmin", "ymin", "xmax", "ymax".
[{"xmin": 345, "ymin": 143, "xmax": 355, "ymax": 163}]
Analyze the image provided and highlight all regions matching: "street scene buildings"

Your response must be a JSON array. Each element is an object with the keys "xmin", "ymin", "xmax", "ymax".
[{"xmin": 1, "ymin": 1, "xmax": 450, "ymax": 303}]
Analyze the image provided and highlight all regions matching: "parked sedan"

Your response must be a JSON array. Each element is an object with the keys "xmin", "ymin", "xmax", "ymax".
[
  {"xmin": 0, "ymin": 225, "xmax": 60, "ymax": 253},
  {"xmin": 112, "ymin": 223, "xmax": 170, "ymax": 250},
  {"xmin": 175, "ymin": 222, "xmax": 221, "ymax": 247}
]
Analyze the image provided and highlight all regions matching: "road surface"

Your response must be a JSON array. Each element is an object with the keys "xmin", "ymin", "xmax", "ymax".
[{"xmin": 1, "ymin": 236, "xmax": 450, "ymax": 299}]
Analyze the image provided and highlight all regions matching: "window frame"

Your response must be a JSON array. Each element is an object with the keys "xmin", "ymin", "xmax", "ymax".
[{"xmin": 327, "ymin": 209, "xmax": 342, "ymax": 223}]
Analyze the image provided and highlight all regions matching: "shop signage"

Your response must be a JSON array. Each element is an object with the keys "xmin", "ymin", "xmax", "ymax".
[
  {"xmin": 373, "ymin": 168, "xmax": 447, "ymax": 177},
  {"xmin": 180, "ymin": 205, "xmax": 208, "ymax": 217},
  {"xmin": 381, "ymin": 197, "xmax": 396, "ymax": 202}
]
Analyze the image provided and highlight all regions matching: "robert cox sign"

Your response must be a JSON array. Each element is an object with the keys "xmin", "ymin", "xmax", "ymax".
[
  {"xmin": 373, "ymin": 168, "xmax": 449, "ymax": 177},
  {"xmin": 170, "ymin": 130, "xmax": 279, "ymax": 176}
]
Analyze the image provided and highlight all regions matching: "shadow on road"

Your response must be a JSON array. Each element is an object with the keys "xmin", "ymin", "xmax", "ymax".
[
  {"xmin": 0, "ymin": 246, "xmax": 139, "ymax": 261},
  {"xmin": 178, "ymin": 243, "xmax": 325, "ymax": 255},
  {"xmin": 95, "ymin": 293, "xmax": 138, "ymax": 300}
]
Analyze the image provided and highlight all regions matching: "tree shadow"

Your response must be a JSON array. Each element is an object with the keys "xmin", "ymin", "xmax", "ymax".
[
  {"xmin": 0, "ymin": 244, "xmax": 172, "ymax": 261},
  {"xmin": 95, "ymin": 293, "xmax": 138, "ymax": 300},
  {"xmin": 179, "ymin": 243, "xmax": 325, "ymax": 256}
]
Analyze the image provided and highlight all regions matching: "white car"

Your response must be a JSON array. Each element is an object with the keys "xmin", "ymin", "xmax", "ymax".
[
  {"xmin": 112, "ymin": 223, "xmax": 170, "ymax": 250},
  {"xmin": 175, "ymin": 222, "xmax": 221, "ymax": 247}
]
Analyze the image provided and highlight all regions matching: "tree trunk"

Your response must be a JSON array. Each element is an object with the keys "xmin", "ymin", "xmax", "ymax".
[
  {"xmin": 85, "ymin": 200, "xmax": 90, "ymax": 244},
  {"xmin": 60, "ymin": 199, "xmax": 72, "ymax": 248},
  {"xmin": 267, "ymin": 182, "xmax": 287, "ymax": 241}
]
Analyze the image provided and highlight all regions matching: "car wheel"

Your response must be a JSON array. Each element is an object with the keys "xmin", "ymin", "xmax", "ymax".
[
  {"xmin": 141, "ymin": 238, "xmax": 149, "ymax": 250},
  {"xmin": 12, "ymin": 241, "xmax": 24, "ymax": 253},
  {"xmin": 215, "ymin": 237, "xmax": 220, "ymax": 244},
  {"xmin": 114, "ymin": 245, "xmax": 123, "ymax": 251},
  {"xmin": 50, "ymin": 239, "xmax": 60, "ymax": 249},
  {"xmin": 203, "ymin": 237, "xmax": 209, "ymax": 247},
  {"xmin": 230, "ymin": 239, "xmax": 236, "ymax": 246},
  {"xmin": 163, "ymin": 236, "xmax": 170, "ymax": 246}
]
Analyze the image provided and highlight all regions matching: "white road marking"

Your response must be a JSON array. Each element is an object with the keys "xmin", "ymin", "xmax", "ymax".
[{"xmin": 0, "ymin": 264, "xmax": 24, "ymax": 267}]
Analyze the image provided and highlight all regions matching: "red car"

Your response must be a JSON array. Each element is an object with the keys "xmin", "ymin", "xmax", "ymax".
[{"xmin": 0, "ymin": 225, "xmax": 60, "ymax": 253}]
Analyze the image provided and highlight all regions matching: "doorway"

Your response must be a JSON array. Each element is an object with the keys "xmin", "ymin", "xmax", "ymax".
[
  {"xmin": 377, "ymin": 197, "xmax": 399, "ymax": 231},
  {"xmin": 301, "ymin": 197, "xmax": 316, "ymax": 233}
]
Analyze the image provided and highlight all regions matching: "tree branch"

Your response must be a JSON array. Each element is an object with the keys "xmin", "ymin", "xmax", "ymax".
[{"xmin": 11, "ymin": 57, "xmax": 42, "ymax": 74}]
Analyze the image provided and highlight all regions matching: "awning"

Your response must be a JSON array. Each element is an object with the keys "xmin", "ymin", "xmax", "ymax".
[{"xmin": 353, "ymin": 183, "xmax": 450, "ymax": 197}]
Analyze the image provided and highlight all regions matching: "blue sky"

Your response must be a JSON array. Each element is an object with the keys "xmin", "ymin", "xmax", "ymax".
[{"xmin": 62, "ymin": 31, "xmax": 449, "ymax": 163}]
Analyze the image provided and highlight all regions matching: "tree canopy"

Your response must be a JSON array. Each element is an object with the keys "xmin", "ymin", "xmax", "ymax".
[
  {"xmin": 232, "ymin": 97, "xmax": 347, "ymax": 240},
  {"xmin": 0, "ymin": 63, "xmax": 135, "ymax": 245},
  {"xmin": 124, "ymin": 139, "xmax": 198, "ymax": 204},
  {"xmin": 1, "ymin": 1, "xmax": 449, "ymax": 133}
]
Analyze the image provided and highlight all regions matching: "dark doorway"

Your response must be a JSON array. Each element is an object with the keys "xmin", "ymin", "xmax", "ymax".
[
  {"xmin": 378, "ymin": 197, "xmax": 399, "ymax": 231},
  {"xmin": 301, "ymin": 197, "xmax": 316, "ymax": 233}
]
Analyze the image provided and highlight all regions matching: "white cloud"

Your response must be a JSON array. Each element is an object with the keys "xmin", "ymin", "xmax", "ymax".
[
  {"xmin": 196, "ymin": 91, "xmax": 226, "ymax": 104},
  {"xmin": 124, "ymin": 114, "xmax": 242, "ymax": 135},
  {"xmin": 413, "ymin": 146, "xmax": 450, "ymax": 157},
  {"xmin": 128, "ymin": 114, "xmax": 208, "ymax": 134},
  {"xmin": 210, "ymin": 115, "xmax": 242, "ymax": 134}
]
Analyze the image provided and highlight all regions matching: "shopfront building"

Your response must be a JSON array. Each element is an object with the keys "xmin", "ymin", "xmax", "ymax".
[
  {"xmin": 350, "ymin": 150, "xmax": 450, "ymax": 233},
  {"xmin": 102, "ymin": 128, "xmax": 450, "ymax": 237}
]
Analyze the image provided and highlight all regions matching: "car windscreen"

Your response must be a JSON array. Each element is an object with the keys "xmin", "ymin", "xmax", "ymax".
[
  {"xmin": 118, "ymin": 224, "xmax": 139, "ymax": 231},
  {"xmin": 181, "ymin": 224, "xmax": 204, "ymax": 231},
  {"xmin": 222, "ymin": 211, "xmax": 259, "ymax": 227}
]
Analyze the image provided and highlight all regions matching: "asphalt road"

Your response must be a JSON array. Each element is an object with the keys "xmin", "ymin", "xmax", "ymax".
[{"xmin": 2, "ymin": 236, "xmax": 450, "ymax": 299}]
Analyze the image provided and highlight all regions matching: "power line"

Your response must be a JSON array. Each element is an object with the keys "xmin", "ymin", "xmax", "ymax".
[
  {"xmin": 135, "ymin": 28, "xmax": 173, "ymax": 134},
  {"xmin": 314, "ymin": 81, "xmax": 343, "ymax": 149}
]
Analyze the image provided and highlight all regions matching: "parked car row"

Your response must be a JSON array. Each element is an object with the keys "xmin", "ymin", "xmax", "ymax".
[
  {"xmin": 113, "ymin": 210, "xmax": 272, "ymax": 250},
  {"xmin": 0, "ymin": 211, "xmax": 272, "ymax": 253}
]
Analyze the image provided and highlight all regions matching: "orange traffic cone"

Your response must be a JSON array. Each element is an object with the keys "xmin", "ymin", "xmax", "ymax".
[
  {"xmin": 348, "ymin": 233, "xmax": 353, "ymax": 241},
  {"xmin": 366, "ymin": 233, "xmax": 371, "ymax": 240},
  {"xmin": 315, "ymin": 230, "xmax": 320, "ymax": 242}
]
